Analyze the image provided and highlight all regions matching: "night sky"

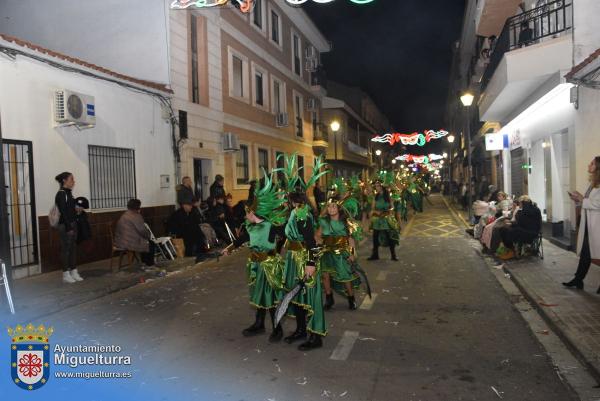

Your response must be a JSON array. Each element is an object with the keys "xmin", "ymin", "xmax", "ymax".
[{"xmin": 304, "ymin": 0, "xmax": 466, "ymax": 133}]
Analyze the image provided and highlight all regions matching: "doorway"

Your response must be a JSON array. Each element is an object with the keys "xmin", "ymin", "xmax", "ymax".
[
  {"xmin": 3, "ymin": 140, "xmax": 38, "ymax": 267},
  {"xmin": 193, "ymin": 158, "xmax": 212, "ymax": 201}
]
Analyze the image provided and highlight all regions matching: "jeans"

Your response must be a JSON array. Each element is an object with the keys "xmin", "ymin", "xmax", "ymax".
[
  {"xmin": 58, "ymin": 224, "xmax": 77, "ymax": 271},
  {"xmin": 575, "ymin": 226, "xmax": 592, "ymax": 281}
]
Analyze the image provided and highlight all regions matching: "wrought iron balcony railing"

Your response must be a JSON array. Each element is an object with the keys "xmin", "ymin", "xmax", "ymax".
[{"xmin": 481, "ymin": 0, "xmax": 573, "ymax": 92}]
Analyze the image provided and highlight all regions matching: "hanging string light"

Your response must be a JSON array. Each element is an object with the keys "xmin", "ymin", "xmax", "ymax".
[
  {"xmin": 171, "ymin": 0, "xmax": 255, "ymax": 13},
  {"xmin": 371, "ymin": 130, "xmax": 449, "ymax": 146}
]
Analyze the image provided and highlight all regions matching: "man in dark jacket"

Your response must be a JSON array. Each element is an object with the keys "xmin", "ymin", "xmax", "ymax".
[
  {"xmin": 168, "ymin": 201, "xmax": 207, "ymax": 257},
  {"xmin": 209, "ymin": 174, "xmax": 225, "ymax": 201},
  {"xmin": 177, "ymin": 176, "xmax": 195, "ymax": 206}
]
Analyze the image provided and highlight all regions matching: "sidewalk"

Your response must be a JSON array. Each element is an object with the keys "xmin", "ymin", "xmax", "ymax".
[
  {"xmin": 0, "ymin": 252, "xmax": 223, "ymax": 326},
  {"xmin": 444, "ymin": 195, "xmax": 600, "ymax": 381}
]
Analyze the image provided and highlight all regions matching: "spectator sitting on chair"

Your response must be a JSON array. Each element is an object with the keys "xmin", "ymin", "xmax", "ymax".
[
  {"xmin": 224, "ymin": 193, "xmax": 241, "ymax": 236},
  {"xmin": 209, "ymin": 195, "xmax": 230, "ymax": 244},
  {"xmin": 115, "ymin": 199, "xmax": 155, "ymax": 268},
  {"xmin": 497, "ymin": 195, "xmax": 542, "ymax": 260},
  {"xmin": 167, "ymin": 200, "xmax": 207, "ymax": 259},
  {"xmin": 177, "ymin": 176, "xmax": 194, "ymax": 206}
]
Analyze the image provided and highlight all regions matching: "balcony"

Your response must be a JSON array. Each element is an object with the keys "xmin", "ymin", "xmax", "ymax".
[
  {"xmin": 312, "ymin": 122, "xmax": 329, "ymax": 155},
  {"xmin": 475, "ymin": 0, "xmax": 523, "ymax": 37},
  {"xmin": 479, "ymin": 0, "xmax": 573, "ymax": 122}
]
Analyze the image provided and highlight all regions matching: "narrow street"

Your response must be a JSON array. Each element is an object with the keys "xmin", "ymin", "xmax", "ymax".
[{"xmin": 3, "ymin": 196, "xmax": 576, "ymax": 401}]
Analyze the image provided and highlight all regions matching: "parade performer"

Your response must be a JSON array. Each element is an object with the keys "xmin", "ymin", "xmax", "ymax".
[
  {"xmin": 222, "ymin": 172, "xmax": 288, "ymax": 342},
  {"xmin": 368, "ymin": 173, "xmax": 400, "ymax": 261},
  {"xmin": 318, "ymin": 192, "xmax": 363, "ymax": 310},
  {"xmin": 279, "ymin": 154, "xmax": 329, "ymax": 350}
]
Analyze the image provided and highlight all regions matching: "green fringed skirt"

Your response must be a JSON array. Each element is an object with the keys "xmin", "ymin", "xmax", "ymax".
[
  {"xmin": 247, "ymin": 255, "xmax": 284, "ymax": 310},
  {"xmin": 319, "ymin": 250, "xmax": 361, "ymax": 296},
  {"xmin": 284, "ymin": 248, "xmax": 327, "ymax": 336}
]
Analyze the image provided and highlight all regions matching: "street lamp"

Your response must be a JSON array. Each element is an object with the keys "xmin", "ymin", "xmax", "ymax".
[
  {"xmin": 443, "ymin": 152, "xmax": 448, "ymax": 159},
  {"xmin": 461, "ymin": 92, "xmax": 475, "ymax": 223},
  {"xmin": 330, "ymin": 120, "xmax": 341, "ymax": 162},
  {"xmin": 447, "ymin": 134, "xmax": 455, "ymax": 200},
  {"xmin": 375, "ymin": 149, "xmax": 382, "ymax": 170}
]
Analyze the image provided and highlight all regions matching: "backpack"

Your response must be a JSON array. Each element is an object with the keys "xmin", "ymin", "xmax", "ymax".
[{"xmin": 49, "ymin": 191, "xmax": 66, "ymax": 229}]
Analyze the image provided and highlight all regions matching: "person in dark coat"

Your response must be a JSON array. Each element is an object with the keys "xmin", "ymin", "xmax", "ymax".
[
  {"xmin": 499, "ymin": 195, "xmax": 542, "ymax": 258},
  {"xmin": 54, "ymin": 172, "xmax": 84, "ymax": 283},
  {"xmin": 313, "ymin": 181, "xmax": 326, "ymax": 213},
  {"xmin": 209, "ymin": 174, "xmax": 225, "ymax": 201},
  {"xmin": 168, "ymin": 201, "xmax": 207, "ymax": 258},
  {"xmin": 177, "ymin": 176, "xmax": 195, "ymax": 206},
  {"xmin": 208, "ymin": 195, "xmax": 229, "ymax": 243}
]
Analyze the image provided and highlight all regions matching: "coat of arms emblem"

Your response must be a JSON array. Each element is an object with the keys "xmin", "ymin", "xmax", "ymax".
[{"xmin": 8, "ymin": 323, "xmax": 53, "ymax": 390}]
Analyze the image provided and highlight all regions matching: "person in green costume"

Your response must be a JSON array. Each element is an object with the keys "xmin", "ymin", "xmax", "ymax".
[
  {"xmin": 222, "ymin": 174, "xmax": 287, "ymax": 342},
  {"xmin": 368, "ymin": 180, "xmax": 400, "ymax": 261},
  {"xmin": 282, "ymin": 191, "xmax": 326, "ymax": 351},
  {"xmin": 317, "ymin": 196, "xmax": 362, "ymax": 310}
]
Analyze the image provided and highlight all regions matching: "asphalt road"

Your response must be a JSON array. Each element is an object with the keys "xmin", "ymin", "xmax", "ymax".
[{"xmin": 4, "ymin": 196, "xmax": 576, "ymax": 401}]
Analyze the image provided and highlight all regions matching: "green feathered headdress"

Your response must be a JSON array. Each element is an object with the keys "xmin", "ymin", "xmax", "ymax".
[
  {"xmin": 246, "ymin": 169, "xmax": 287, "ymax": 226},
  {"xmin": 374, "ymin": 170, "xmax": 395, "ymax": 187},
  {"xmin": 275, "ymin": 153, "xmax": 330, "ymax": 195}
]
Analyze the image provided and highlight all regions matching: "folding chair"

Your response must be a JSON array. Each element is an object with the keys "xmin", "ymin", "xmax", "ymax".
[
  {"xmin": 1, "ymin": 259, "xmax": 15, "ymax": 314},
  {"xmin": 145, "ymin": 223, "xmax": 176, "ymax": 261}
]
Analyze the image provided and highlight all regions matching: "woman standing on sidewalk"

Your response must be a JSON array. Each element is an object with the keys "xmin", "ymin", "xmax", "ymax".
[
  {"xmin": 54, "ymin": 172, "xmax": 84, "ymax": 283},
  {"xmin": 563, "ymin": 156, "xmax": 600, "ymax": 293}
]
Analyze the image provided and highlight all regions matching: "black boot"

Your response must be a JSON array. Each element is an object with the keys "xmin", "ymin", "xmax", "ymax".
[
  {"xmin": 348, "ymin": 295, "xmax": 357, "ymax": 310},
  {"xmin": 367, "ymin": 248, "xmax": 379, "ymax": 261},
  {"xmin": 562, "ymin": 279, "xmax": 584, "ymax": 290},
  {"xmin": 596, "ymin": 285, "xmax": 600, "ymax": 294},
  {"xmin": 324, "ymin": 293, "xmax": 335, "ymax": 310},
  {"xmin": 268, "ymin": 309, "xmax": 283, "ymax": 343},
  {"xmin": 284, "ymin": 307, "xmax": 307, "ymax": 344},
  {"xmin": 298, "ymin": 333, "xmax": 323, "ymax": 351},
  {"xmin": 390, "ymin": 246, "xmax": 398, "ymax": 261},
  {"xmin": 242, "ymin": 309, "xmax": 266, "ymax": 337}
]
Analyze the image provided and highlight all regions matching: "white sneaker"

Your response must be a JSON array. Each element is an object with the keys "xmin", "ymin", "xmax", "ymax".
[
  {"xmin": 70, "ymin": 269, "xmax": 84, "ymax": 282},
  {"xmin": 63, "ymin": 271, "xmax": 76, "ymax": 284}
]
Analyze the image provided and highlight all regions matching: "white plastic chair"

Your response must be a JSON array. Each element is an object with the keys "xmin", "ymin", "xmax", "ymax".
[
  {"xmin": 1, "ymin": 259, "xmax": 15, "ymax": 314},
  {"xmin": 144, "ymin": 224, "xmax": 176, "ymax": 261}
]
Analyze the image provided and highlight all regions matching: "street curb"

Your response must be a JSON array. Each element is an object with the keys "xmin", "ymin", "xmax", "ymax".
[
  {"xmin": 501, "ymin": 263, "xmax": 600, "ymax": 384},
  {"xmin": 5, "ymin": 255, "xmax": 220, "ymax": 324}
]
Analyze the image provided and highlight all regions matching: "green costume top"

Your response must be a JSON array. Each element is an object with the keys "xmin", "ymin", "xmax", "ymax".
[
  {"xmin": 372, "ymin": 194, "xmax": 394, "ymax": 230},
  {"xmin": 246, "ymin": 221, "xmax": 276, "ymax": 252},
  {"xmin": 320, "ymin": 217, "xmax": 349, "ymax": 238},
  {"xmin": 284, "ymin": 206, "xmax": 312, "ymax": 243}
]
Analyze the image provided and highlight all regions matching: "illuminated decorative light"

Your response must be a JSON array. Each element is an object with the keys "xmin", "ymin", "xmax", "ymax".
[
  {"xmin": 171, "ymin": 0, "xmax": 254, "ymax": 13},
  {"xmin": 393, "ymin": 153, "xmax": 446, "ymax": 164},
  {"xmin": 371, "ymin": 130, "xmax": 449, "ymax": 146},
  {"xmin": 285, "ymin": 0, "xmax": 374, "ymax": 4}
]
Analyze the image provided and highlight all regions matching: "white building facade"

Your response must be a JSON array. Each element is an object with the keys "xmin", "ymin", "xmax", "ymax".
[
  {"xmin": 451, "ymin": 0, "xmax": 600, "ymax": 248},
  {"xmin": 0, "ymin": 35, "xmax": 175, "ymax": 276}
]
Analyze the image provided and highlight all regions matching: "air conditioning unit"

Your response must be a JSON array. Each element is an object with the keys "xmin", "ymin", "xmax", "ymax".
[
  {"xmin": 275, "ymin": 113, "xmax": 289, "ymax": 128},
  {"xmin": 54, "ymin": 90, "xmax": 96, "ymax": 127},
  {"xmin": 306, "ymin": 98, "xmax": 318, "ymax": 111},
  {"xmin": 305, "ymin": 46, "xmax": 318, "ymax": 60},
  {"xmin": 305, "ymin": 59, "xmax": 319, "ymax": 73},
  {"xmin": 222, "ymin": 132, "xmax": 240, "ymax": 152}
]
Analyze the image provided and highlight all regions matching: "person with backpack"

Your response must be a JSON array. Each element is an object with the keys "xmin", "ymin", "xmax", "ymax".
[{"xmin": 53, "ymin": 172, "xmax": 84, "ymax": 283}]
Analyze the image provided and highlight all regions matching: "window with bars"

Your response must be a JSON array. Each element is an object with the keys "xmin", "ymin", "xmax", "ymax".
[
  {"xmin": 258, "ymin": 148, "xmax": 269, "ymax": 172},
  {"xmin": 237, "ymin": 145, "xmax": 250, "ymax": 185},
  {"xmin": 89, "ymin": 145, "xmax": 136, "ymax": 209}
]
